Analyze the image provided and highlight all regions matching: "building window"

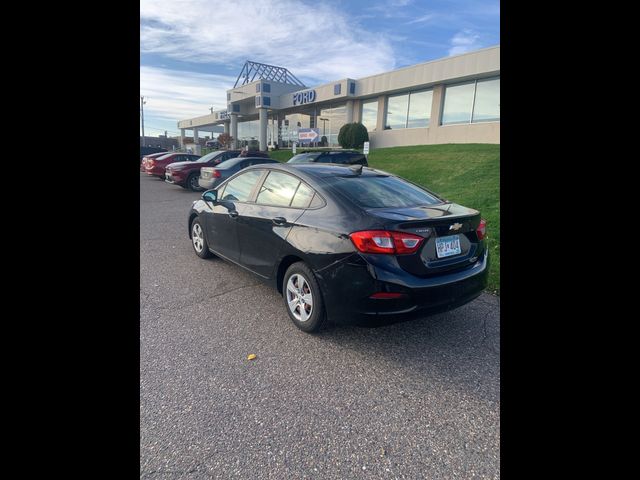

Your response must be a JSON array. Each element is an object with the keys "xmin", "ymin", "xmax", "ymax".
[
  {"xmin": 334, "ymin": 83, "xmax": 341, "ymax": 95},
  {"xmin": 227, "ymin": 93, "xmax": 231, "ymax": 101},
  {"xmin": 263, "ymin": 96, "xmax": 271, "ymax": 106},
  {"xmin": 255, "ymin": 97, "xmax": 261, "ymax": 107},
  {"xmin": 256, "ymin": 84, "xmax": 261, "ymax": 93},
  {"xmin": 361, "ymin": 99, "xmax": 378, "ymax": 131},
  {"xmin": 349, "ymin": 82, "xmax": 356, "ymax": 95},
  {"xmin": 232, "ymin": 104, "xmax": 240, "ymax": 113},
  {"xmin": 385, "ymin": 89, "xmax": 434, "ymax": 129},
  {"xmin": 407, "ymin": 90, "xmax": 433, "ymax": 128},
  {"xmin": 472, "ymin": 78, "xmax": 500, "ymax": 122},
  {"xmin": 386, "ymin": 93, "xmax": 409, "ymax": 129},
  {"xmin": 442, "ymin": 77, "xmax": 500, "ymax": 125},
  {"xmin": 263, "ymin": 83, "xmax": 271, "ymax": 93}
]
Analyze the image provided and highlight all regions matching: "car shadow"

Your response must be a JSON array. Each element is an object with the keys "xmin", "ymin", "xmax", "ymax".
[{"xmin": 314, "ymin": 296, "xmax": 500, "ymax": 402}]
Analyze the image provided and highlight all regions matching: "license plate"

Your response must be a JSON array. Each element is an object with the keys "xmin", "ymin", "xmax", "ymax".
[{"xmin": 435, "ymin": 235, "xmax": 461, "ymax": 258}]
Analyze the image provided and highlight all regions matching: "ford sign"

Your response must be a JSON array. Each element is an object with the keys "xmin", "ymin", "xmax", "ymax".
[{"xmin": 293, "ymin": 90, "xmax": 316, "ymax": 106}]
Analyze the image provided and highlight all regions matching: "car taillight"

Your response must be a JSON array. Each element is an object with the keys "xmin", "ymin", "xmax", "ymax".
[
  {"xmin": 212, "ymin": 170, "xmax": 221, "ymax": 178},
  {"xmin": 349, "ymin": 230, "xmax": 424, "ymax": 255},
  {"xmin": 476, "ymin": 219, "xmax": 487, "ymax": 240},
  {"xmin": 149, "ymin": 160, "xmax": 155, "ymax": 167}
]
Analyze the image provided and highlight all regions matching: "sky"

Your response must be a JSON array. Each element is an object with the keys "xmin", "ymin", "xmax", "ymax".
[{"xmin": 140, "ymin": 0, "xmax": 499, "ymax": 138}]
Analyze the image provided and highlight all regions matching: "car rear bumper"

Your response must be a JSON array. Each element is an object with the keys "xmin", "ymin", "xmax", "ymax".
[
  {"xmin": 315, "ymin": 249, "xmax": 489, "ymax": 326},
  {"xmin": 198, "ymin": 178, "xmax": 217, "ymax": 190}
]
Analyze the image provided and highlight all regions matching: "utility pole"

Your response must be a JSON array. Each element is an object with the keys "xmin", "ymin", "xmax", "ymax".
[{"xmin": 140, "ymin": 96, "xmax": 146, "ymax": 146}]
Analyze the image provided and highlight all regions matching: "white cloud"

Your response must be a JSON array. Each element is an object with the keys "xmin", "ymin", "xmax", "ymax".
[
  {"xmin": 140, "ymin": 66, "xmax": 235, "ymax": 123},
  {"xmin": 406, "ymin": 13, "xmax": 436, "ymax": 25},
  {"xmin": 448, "ymin": 29, "xmax": 482, "ymax": 56},
  {"xmin": 140, "ymin": 0, "xmax": 396, "ymax": 83}
]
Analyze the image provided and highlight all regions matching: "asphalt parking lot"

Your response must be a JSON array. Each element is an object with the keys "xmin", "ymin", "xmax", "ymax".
[{"xmin": 140, "ymin": 173, "xmax": 500, "ymax": 479}]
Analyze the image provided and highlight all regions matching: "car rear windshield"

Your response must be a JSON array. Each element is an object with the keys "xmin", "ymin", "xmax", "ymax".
[
  {"xmin": 327, "ymin": 175, "xmax": 442, "ymax": 209},
  {"xmin": 195, "ymin": 151, "xmax": 224, "ymax": 163},
  {"xmin": 287, "ymin": 153, "xmax": 322, "ymax": 163},
  {"xmin": 216, "ymin": 158, "xmax": 244, "ymax": 169}
]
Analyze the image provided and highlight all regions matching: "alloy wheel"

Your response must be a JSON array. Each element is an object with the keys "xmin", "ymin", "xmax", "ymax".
[
  {"xmin": 192, "ymin": 223, "xmax": 204, "ymax": 253},
  {"xmin": 286, "ymin": 274, "xmax": 314, "ymax": 322}
]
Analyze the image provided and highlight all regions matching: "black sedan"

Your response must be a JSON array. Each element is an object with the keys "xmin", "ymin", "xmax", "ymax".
[
  {"xmin": 198, "ymin": 156, "xmax": 279, "ymax": 190},
  {"xmin": 188, "ymin": 164, "xmax": 488, "ymax": 332}
]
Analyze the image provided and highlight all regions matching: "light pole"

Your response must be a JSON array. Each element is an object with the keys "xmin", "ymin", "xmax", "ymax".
[
  {"xmin": 319, "ymin": 117, "xmax": 328, "ymax": 145},
  {"xmin": 140, "ymin": 96, "xmax": 146, "ymax": 146}
]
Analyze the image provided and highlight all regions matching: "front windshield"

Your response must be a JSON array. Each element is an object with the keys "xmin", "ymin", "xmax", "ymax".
[
  {"xmin": 196, "ymin": 151, "xmax": 223, "ymax": 163},
  {"xmin": 287, "ymin": 153, "xmax": 322, "ymax": 164}
]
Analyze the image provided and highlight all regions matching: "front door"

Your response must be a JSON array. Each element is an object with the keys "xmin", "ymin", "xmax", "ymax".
[
  {"xmin": 203, "ymin": 169, "xmax": 264, "ymax": 262},
  {"xmin": 236, "ymin": 170, "xmax": 314, "ymax": 278}
]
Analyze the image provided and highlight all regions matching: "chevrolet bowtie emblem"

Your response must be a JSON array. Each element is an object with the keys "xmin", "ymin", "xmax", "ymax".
[{"xmin": 449, "ymin": 223, "xmax": 463, "ymax": 231}]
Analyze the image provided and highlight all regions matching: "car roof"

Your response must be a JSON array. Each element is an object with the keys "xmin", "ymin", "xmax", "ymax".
[{"xmin": 244, "ymin": 162, "xmax": 386, "ymax": 179}]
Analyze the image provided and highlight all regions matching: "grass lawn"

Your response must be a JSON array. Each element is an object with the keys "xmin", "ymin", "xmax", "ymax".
[{"xmin": 269, "ymin": 144, "xmax": 500, "ymax": 295}]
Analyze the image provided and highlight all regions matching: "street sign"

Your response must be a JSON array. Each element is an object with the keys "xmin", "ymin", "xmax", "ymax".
[
  {"xmin": 363, "ymin": 141, "xmax": 370, "ymax": 155},
  {"xmin": 292, "ymin": 142, "xmax": 297, "ymax": 154},
  {"xmin": 298, "ymin": 128, "xmax": 320, "ymax": 144}
]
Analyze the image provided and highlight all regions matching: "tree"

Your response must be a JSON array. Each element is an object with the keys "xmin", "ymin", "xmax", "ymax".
[
  {"xmin": 217, "ymin": 133, "xmax": 233, "ymax": 149},
  {"xmin": 338, "ymin": 122, "xmax": 369, "ymax": 149}
]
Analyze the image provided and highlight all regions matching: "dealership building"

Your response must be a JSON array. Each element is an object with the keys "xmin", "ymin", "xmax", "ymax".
[{"xmin": 177, "ymin": 45, "xmax": 499, "ymax": 152}]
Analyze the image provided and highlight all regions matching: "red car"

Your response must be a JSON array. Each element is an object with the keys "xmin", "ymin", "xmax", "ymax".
[
  {"xmin": 144, "ymin": 152, "xmax": 201, "ymax": 179},
  {"xmin": 141, "ymin": 152, "xmax": 171, "ymax": 172},
  {"xmin": 165, "ymin": 149, "xmax": 270, "ymax": 190}
]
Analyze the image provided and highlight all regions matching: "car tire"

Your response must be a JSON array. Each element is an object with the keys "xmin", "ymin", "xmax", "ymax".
[
  {"xmin": 187, "ymin": 173, "xmax": 200, "ymax": 191},
  {"xmin": 191, "ymin": 218, "xmax": 212, "ymax": 259},
  {"xmin": 283, "ymin": 262, "xmax": 326, "ymax": 332}
]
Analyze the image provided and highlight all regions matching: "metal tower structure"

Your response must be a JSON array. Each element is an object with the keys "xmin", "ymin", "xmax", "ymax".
[{"xmin": 233, "ymin": 61, "xmax": 306, "ymax": 88}]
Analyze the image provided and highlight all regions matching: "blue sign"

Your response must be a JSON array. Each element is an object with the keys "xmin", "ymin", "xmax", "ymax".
[
  {"xmin": 298, "ymin": 128, "xmax": 320, "ymax": 144},
  {"xmin": 293, "ymin": 90, "xmax": 317, "ymax": 106}
]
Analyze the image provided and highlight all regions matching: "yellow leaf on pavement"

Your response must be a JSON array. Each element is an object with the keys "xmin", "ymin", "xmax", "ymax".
[{"xmin": 247, "ymin": 354, "xmax": 257, "ymax": 360}]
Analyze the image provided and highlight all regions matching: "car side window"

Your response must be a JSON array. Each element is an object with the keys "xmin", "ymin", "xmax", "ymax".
[
  {"xmin": 331, "ymin": 153, "xmax": 347, "ymax": 164},
  {"xmin": 290, "ymin": 182, "xmax": 315, "ymax": 208},
  {"xmin": 346, "ymin": 153, "xmax": 365, "ymax": 164},
  {"xmin": 220, "ymin": 170, "xmax": 263, "ymax": 202},
  {"xmin": 256, "ymin": 171, "xmax": 301, "ymax": 207},
  {"xmin": 315, "ymin": 154, "xmax": 332, "ymax": 163}
]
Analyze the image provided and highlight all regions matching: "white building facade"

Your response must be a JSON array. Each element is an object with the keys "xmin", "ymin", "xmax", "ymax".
[{"xmin": 178, "ymin": 45, "xmax": 499, "ymax": 151}]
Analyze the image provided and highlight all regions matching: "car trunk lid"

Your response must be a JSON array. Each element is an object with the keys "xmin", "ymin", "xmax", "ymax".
[{"xmin": 366, "ymin": 203, "xmax": 485, "ymax": 276}]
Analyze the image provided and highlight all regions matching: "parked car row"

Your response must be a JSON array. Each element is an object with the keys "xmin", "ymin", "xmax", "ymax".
[
  {"xmin": 141, "ymin": 149, "xmax": 273, "ymax": 190},
  {"xmin": 141, "ymin": 148, "xmax": 488, "ymax": 333}
]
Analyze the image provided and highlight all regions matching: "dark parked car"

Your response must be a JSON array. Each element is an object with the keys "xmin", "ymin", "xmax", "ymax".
[
  {"xmin": 198, "ymin": 157, "xmax": 279, "ymax": 190},
  {"xmin": 188, "ymin": 164, "xmax": 488, "ymax": 332},
  {"xmin": 141, "ymin": 151, "xmax": 172, "ymax": 172},
  {"xmin": 205, "ymin": 140, "xmax": 221, "ymax": 149},
  {"xmin": 239, "ymin": 150, "xmax": 270, "ymax": 158},
  {"xmin": 144, "ymin": 152, "xmax": 200, "ymax": 179},
  {"xmin": 165, "ymin": 150, "xmax": 243, "ymax": 191},
  {"xmin": 287, "ymin": 150, "xmax": 368, "ymax": 166}
]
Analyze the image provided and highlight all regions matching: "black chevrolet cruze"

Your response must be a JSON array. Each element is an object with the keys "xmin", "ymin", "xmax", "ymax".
[{"xmin": 188, "ymin": 163, "xmax": 489, "ymax": 332}]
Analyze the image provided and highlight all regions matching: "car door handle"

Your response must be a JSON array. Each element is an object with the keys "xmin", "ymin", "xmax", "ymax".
[
  {"xmin": 272, "ymin": 217, "xmax": 287, "ymax": 225},
  {"xmin": 228, "ymin": 210, "xmax": 239, "ymax": 219}
]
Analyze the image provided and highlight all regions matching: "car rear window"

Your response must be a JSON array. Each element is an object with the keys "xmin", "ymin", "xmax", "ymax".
[{"xmin": 327, "ymin": 175, "xmax": 442, "ymax": 209}]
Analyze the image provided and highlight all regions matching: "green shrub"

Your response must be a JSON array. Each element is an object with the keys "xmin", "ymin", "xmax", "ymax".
[{"xmin": 338, "ymin": 122, "xmax": 369, "ymax": 149}]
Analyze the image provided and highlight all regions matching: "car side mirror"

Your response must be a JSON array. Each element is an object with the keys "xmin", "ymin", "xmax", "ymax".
[{"xmin": 202, "ymin": 190, "xmax": 217, "ymax": 204}]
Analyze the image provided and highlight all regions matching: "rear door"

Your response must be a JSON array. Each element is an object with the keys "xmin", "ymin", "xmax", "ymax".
[
  {"xmin": 235, "ymin": 170, "xmax": 310, "ymax": 277},
  {"xmin": 202, "ymin": 169, "xmax": 264, "ymax": 262}
]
